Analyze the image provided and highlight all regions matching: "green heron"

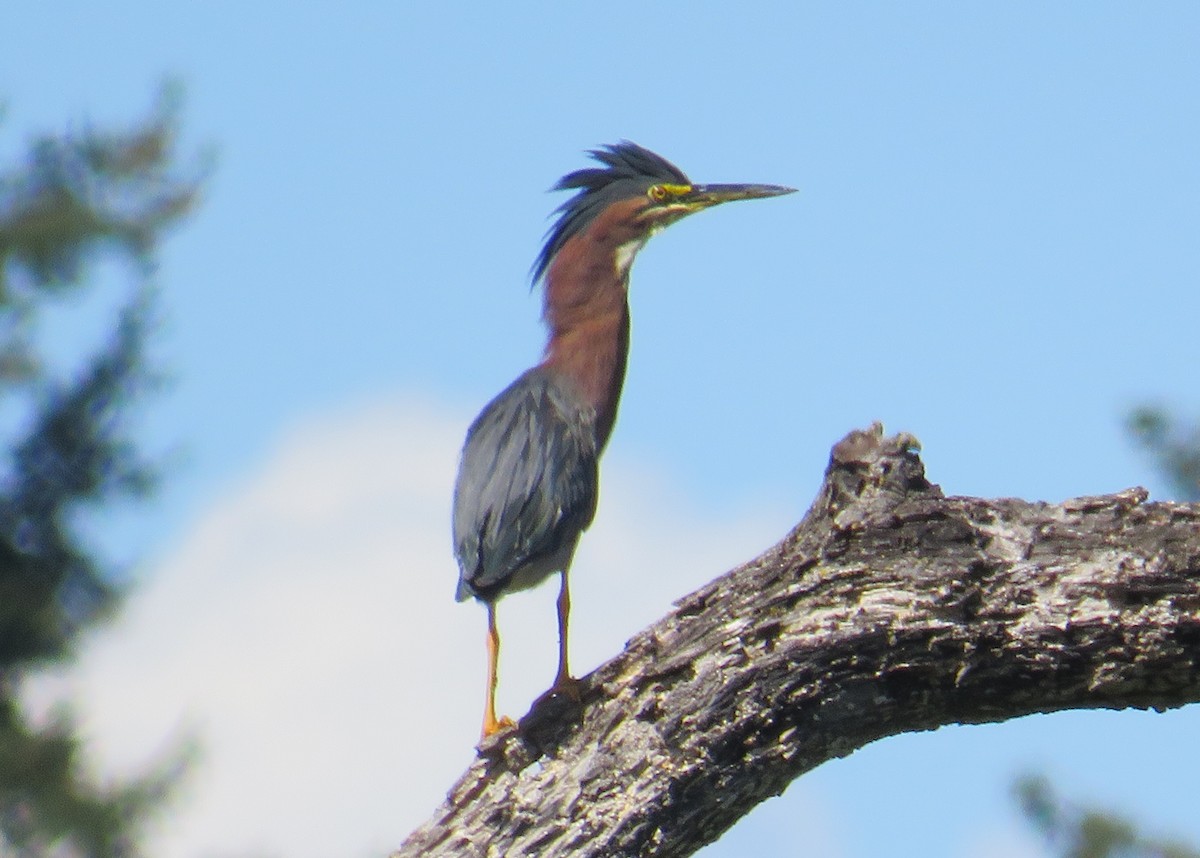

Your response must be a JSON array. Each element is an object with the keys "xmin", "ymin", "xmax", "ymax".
[{"xmin": 453, "ymin": 142, "xmax": 794, "ymax": 738}]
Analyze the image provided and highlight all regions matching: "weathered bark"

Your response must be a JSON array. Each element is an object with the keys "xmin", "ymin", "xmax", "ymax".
[{"xmin": 395, "ymin": 424, "xmax": 1200, "ymax": 858}]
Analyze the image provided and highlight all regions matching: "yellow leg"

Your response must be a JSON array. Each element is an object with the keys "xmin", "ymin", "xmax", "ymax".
[
  {"xmin": 482, "ymin": 601, "xmax": 515, "ymax": 739},
  {"xmin": 550, "ymin": 569, "xmax": 581, "ymax": 701}
]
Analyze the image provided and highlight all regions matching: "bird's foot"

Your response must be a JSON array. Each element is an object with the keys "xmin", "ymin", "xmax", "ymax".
[
  {"xmin": 481, "ymin": 713, "xmax": 516, "ymax": 740},
  {"xmin": 523, "ymin": 673, "xmax": 585, "ymax": 734},
  {"xmin": 548, "ymin": 672, "xmax": 582, "ymax": 703}
]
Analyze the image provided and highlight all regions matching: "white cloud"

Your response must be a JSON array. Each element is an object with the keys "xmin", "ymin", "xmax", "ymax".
[{"xmin": 24, "ymin": 395, "xmax": 792, "ymax": 857}]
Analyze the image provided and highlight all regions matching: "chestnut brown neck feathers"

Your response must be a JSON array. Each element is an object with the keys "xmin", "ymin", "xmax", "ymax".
[
  {"xmin": 539, "ymin": 196, "xmax": 645, "ymax": 449},
  {"xmin": 531, "ymin": 144, "xmax": 694, "ymax": 448}
]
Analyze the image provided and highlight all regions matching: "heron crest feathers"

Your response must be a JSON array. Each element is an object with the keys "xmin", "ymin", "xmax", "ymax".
[{"xmin": 532, "ymin": 141, "xmax": 691, "ymax": 285}]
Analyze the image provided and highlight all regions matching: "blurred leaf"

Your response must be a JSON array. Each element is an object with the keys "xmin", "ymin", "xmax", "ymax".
[
  {"xmin": 0, "ymin": 80, "xmax": 205, "ymax": 384},
  {"xmin": 1016, "ymin": 775, "xmax": 1200, "ymax": 858},
  {"xmin": 1126, "ymin": 406, "xmax": 1200, "ymax": 502},
  {"xmin": 0, "ymin": 85, "xmax": 204, "ymax": 857}
]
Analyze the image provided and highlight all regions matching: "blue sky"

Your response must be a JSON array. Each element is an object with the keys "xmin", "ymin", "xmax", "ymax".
[{"xmin": 5, "ymin": 4, "xmax": 1200, "ymax": 857}]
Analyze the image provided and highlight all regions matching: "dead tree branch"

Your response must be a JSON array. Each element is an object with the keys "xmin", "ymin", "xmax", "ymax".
[{"xmin": 395, "ymin": 424, "xmax": 1200, "ymax": 858}]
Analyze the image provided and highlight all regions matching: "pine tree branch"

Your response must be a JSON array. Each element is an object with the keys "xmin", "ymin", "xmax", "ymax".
[{"xmin": 395, "ymin": 424, "xmax": 1200, "ymax": 858}]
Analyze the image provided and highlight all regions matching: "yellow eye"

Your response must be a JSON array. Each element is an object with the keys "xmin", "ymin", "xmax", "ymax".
[{"xmin": 648, "ymin": 185, "xmax": 668, "ymax": 202}]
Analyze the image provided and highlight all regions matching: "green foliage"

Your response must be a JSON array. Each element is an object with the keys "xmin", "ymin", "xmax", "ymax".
[
  {"xmin": 1017, "ymin": 776, "xmax": 1200, "ymax": 858},
  {"xmin": 0, "ymin": 87, "xmax": 202, "ymax": 857},
  {"xmin": 0, "ymin": 698, "xmax": 193, "ymax": 858},
  {"xmin": 0, "ymin": 296, "xmax": 153, "ymax": 669},
  {"xmin": 1127, "ymin": 407, "xmax": 1200, "ymax": 502}
]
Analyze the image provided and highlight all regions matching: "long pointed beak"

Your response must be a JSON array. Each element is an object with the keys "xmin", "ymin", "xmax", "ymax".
[{"xmin": 686, "ymin": 182, "xmax": 797, "ymax": 208}]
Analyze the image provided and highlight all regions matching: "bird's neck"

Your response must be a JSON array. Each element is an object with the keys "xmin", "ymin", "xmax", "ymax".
[{"xmin": 540, "ymin": 263, "xmax": 632, "ymax": 452}]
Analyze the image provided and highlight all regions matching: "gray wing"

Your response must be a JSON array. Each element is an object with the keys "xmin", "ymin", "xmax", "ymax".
[{"xmin": 452, "ymin": 368, "xmax": 599, "ymax": 602}]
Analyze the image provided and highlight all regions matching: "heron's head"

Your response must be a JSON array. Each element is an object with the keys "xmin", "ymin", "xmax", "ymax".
[{"xmin": 532, "ymin": 141, "xmax": 795, "ymax": 284}]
